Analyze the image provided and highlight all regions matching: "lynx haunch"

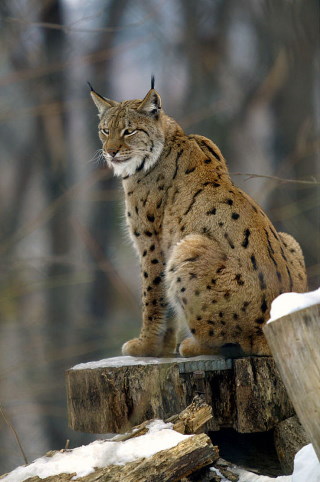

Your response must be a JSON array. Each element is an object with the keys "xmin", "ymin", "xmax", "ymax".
[{"xmin": 90, "ymin": 80, "xmax": 307, "ymax": 357}]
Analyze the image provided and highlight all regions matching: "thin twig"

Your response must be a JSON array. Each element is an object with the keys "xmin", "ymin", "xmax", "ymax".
[
  {"xmin": 0, "ymin": 36, "xmax": 149, "ymax": 87},
  {"xmin": 0, "ymin": 403, "xmax": 28, "ymax": 465},
  {"xmin": 231, "ymin": 172, "xmax": 320, "ymax": 185},
  {"xmin": 5, "ymin": 13, "xmax": 152, "ymax": 33}
]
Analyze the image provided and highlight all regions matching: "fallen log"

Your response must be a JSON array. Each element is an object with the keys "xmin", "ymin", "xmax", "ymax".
[
  {"xmin": 1, "ymin": 397, "xmax": 219, "ymax": 482},
  {"xmin": 21, "ymin": 435, "xmax": 217, "ymax": 482},
  {"xmin": 112, "ymin": 394, "xmax": 213, "ymax": 441},
  {"xmin": 264, "ymin": 304, "xmax": 320, "ymax": 460}
]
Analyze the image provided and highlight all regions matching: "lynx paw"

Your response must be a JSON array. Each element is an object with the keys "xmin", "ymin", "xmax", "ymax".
[
  {"xmin": 122, "ymin": 338, "xmax": 163, "ymax": 357},
  {"xmin": 179, "ymin": 336, "xmax": 216, "ymax": 357}
]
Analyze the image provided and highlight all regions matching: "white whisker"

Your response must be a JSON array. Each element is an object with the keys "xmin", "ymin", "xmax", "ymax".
[{"xmin": 88, "ymin": 149, "xmax": 105, "ymax": 166}]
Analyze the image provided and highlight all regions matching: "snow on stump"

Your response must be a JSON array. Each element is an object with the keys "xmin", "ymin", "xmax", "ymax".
[
  {"xmin": 264, "ymin": 301, "xmax": 320, "ymax": 460},
  {"xmin": 66, "ymin": 354, "xmax": 294, "ymax": 434}
]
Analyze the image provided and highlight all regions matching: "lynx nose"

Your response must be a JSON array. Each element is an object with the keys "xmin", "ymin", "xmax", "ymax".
[{"xmin": 107, "ymin": 148, "xmax": 118, "ymax": 158}]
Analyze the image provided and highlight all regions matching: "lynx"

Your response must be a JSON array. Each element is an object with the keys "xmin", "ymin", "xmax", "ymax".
[{"xmin": 90, "ymin": 79, "xmax": 307, "ymax": 357}]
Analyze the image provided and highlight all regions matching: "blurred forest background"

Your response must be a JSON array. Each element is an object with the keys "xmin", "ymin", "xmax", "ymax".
[{"xmin": 0, "ymin": 0, "xmax": 319, "ymax": 474}]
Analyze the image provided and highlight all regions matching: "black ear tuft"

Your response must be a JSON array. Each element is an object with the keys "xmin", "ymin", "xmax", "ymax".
[
  {"xmin": 138, "ymin": 84, "xmax": 161, "ymax": 116},
  {"xmin": 87, "ymin": 81, "xmax": 95, "ymax": 92}
]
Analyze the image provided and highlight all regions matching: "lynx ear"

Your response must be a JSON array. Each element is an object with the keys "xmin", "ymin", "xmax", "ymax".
[
  {"xmin": 88, "ymin": 82, "xmax": 118, "ymax": 116},
  {"xmin": 138, "ymin": 88, "xmax": 162, "ymax": 118}
]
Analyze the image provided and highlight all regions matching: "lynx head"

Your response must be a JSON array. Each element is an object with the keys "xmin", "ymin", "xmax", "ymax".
[{"xmin": 90, "ymin": 78, "xmax": 165, "ymax": 177}]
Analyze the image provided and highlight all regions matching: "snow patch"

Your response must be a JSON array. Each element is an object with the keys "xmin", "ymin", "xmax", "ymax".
[
  {"xmin": 1, "ymin": 420, "xmax": 190, "ymax": 481},
  {"xmin": 210, "ymin": 465, "xmax": 234, "ymax": 481},
  {"xmin": 71, "ymin": 354, "xmax": 227, "ymax": 370},
  {"xmin": 236, "ymin": 469, "xmax": 290, "ymax": 481},
  {"xmin": 268, "ymin": 287, "xmax": 320, "ymax": 323},
  {"xmin": 292, "ymin": 443, "xmax": 320, "ymax": 482},
  {"xmin": 71, "ymin": 355, "xmax": 162, "ymax": 370}
]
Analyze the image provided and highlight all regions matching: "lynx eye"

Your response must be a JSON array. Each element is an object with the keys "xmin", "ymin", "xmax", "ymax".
[
  {"xmin": 100, "ymin": 128, "xmax": 109, "ymax": 136},
  {"xmin": 122, "ymin": 129, "xmax": 137, "ymax": 137}
]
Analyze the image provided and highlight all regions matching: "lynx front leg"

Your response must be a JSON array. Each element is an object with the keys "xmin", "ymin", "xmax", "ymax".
[{"xmin": 122, "ymin": 246, "xmax": 173, "ymax": 357}]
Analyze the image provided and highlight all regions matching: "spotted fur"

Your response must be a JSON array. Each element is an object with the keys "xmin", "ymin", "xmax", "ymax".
[{"xmin": 90, "ymin": 85, "xmax": 307, "ymax": 357}]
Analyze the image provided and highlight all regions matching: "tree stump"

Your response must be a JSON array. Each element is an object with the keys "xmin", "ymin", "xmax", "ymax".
[
  {"xmin": 264, "ymin": 303, "xmax": 320, "ymax": 460},
  {"xmin": 66, "ymin": 355, "xmax": 294, "ymax": 434}
]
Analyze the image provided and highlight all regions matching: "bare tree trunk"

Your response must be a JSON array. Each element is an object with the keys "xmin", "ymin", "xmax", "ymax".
[
  {"xmin": 88, "ymin": 0, "xmax": 130, "ymax": 328},
  {"xmin": 180, "ymin": 0, "xmax": 230, "ymax": 142},
  {"xmin": 29, "ymin": 0, "xmax": 75, "ymax": 450},
  {"xmin": 256, "ymin": 0, "xmax": 319, "ymax": 289}
]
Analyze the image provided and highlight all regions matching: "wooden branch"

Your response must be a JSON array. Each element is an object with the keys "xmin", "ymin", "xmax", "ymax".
[
  {"xmin": 66, "ymin": 355, "xmax": 293, "ymax": 434},
  {"xmin": 166, "ymin": 394, "xmax": 213, "ymax": 434},
  {"xmin": 0, "ymin": 404, "xmax": 28, "ymax": 465},
  {"xmin": 264, "ymin": 304, "xmax": 320, "ymax": 459}
]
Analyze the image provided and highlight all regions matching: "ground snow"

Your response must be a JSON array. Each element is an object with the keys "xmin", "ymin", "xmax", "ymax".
[
  {"xmin": 2, "ymin": 429, "xmax": 319, "ymax": 481},
  {"xmin": 1, "ymin": 421, "xmax": 190, "ymax": 481},
  {"xmin": 268, "ymin": 287, "xmax": 320, "ymax": 322},
  {"xmin": 235, "ymin": 468, "xmax": 291, "ymax": 481},
  {"xmin": 232, "ymin": 443, "xmax": 320, "ymax": 482},
  {"xmin": 234, "ymin": 444, "xmax": 320, "ymax": 482},
  {"xmin": 292, "ymin": 444, "xmax": 320, "ymax": 482}
]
